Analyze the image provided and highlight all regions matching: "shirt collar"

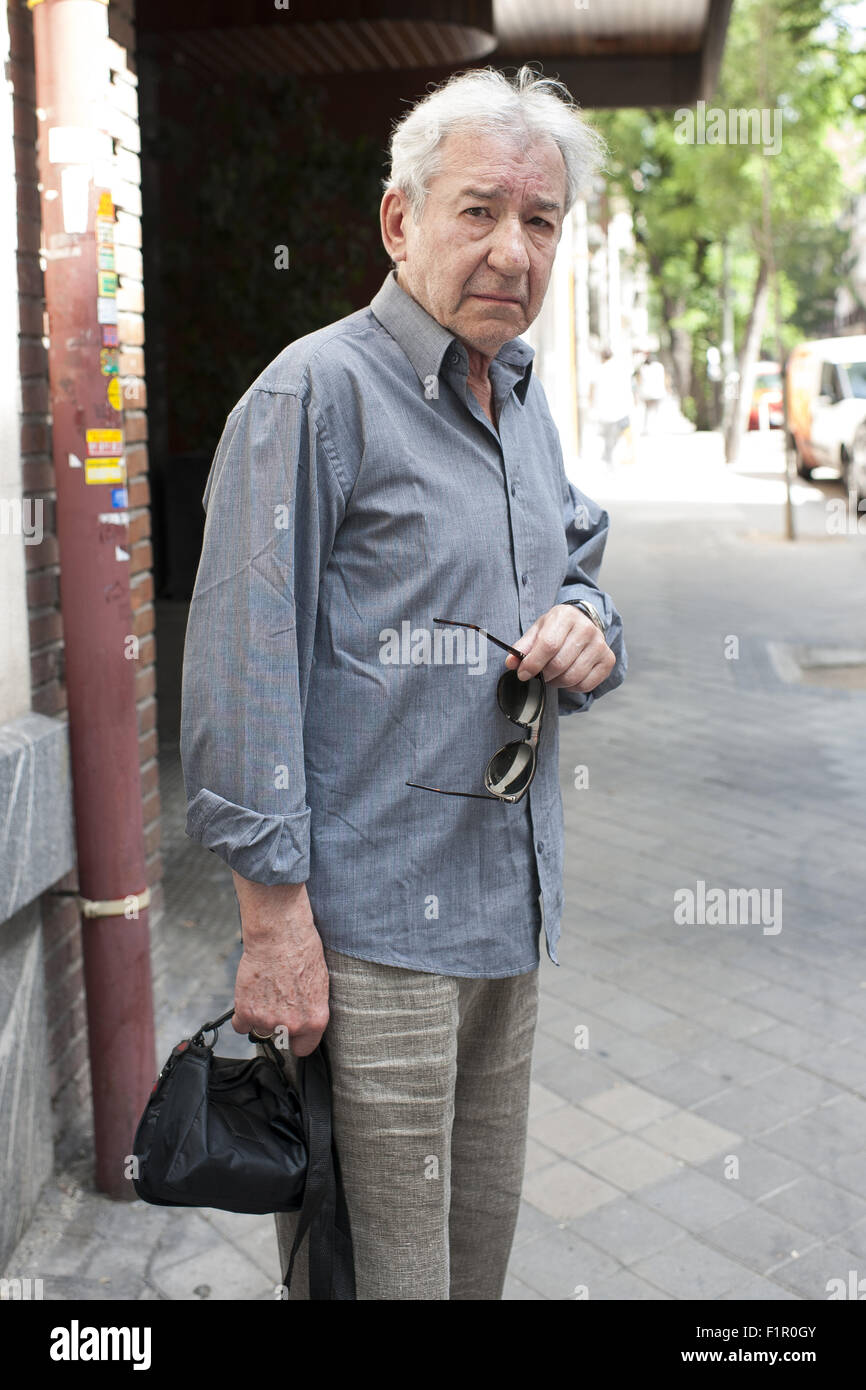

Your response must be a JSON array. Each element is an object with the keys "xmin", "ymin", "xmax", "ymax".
[{"xmin": 369, "ymin": 268, "xmax": 535, "ymax": 404}]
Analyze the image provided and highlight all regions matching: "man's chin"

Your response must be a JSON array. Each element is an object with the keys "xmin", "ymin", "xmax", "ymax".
[{"xmin": 456, "ymin": 308, "xmax": 528, "ymax": 352}]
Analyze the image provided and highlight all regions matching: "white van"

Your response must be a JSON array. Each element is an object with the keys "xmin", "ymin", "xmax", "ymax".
[{"xmin": 785, "ymin": 335, "xmax": 866, "ymax": 500}]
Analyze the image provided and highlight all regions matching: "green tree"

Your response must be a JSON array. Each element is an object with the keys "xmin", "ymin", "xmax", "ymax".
[{"xmin": 594, "ymin": 0, "xmax": 859, "ymax": 459}]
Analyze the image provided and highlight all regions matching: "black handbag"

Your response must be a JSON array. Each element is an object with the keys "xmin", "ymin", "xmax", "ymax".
[{"xmin": 132, "ymin": 1007, "xmax": 356, "ymax": 1300}]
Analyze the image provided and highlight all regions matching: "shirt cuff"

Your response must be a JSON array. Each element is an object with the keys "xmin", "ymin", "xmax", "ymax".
[{"xmin": 185, "ymin": 788, "xmax": 311, "ymax": 885}]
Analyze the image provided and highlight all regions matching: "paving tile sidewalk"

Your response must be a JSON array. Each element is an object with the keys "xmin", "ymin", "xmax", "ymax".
[
  {"xmin": 7, "ymin": 429, "xmax": 866, "ymax": 1301},
  {"xmin": 505, "ymin": 430, "xmax": 866, "ymax": 1301}
]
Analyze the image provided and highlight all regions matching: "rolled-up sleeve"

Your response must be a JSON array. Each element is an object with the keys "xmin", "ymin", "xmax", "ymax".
[
  {"xmin": 180, "ymin": 385, "xmax": 346, "ymax": 883},
  {"xmin": 553, "ymin": 452, "xmax": 628, "ymax": 716}
]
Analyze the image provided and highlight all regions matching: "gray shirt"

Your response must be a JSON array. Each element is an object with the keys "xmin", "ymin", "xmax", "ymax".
[{"xmin": 180, "ymin": 268, "xmax": 627, "ymax": 977}]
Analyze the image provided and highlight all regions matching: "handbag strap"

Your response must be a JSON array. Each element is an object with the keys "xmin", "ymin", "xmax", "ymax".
[
  {"xmin": 199, "ymin": 1009, "xmax": 356, "ymax": 1300},
  {"xmin": 281, "ymin": 1037, "xmax": 356, "ymax": 1301}
]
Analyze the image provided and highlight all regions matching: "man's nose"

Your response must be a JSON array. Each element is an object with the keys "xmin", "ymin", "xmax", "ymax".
[{"xmin": 486, "ymin": 216, "xmax": 531, "ymax": 275}]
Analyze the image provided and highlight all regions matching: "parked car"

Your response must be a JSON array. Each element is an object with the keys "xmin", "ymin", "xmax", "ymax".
[
  {"xmin": 785, "ymin": 335, "xmax": 866, "ymax": 500},
  {"xmin": 748, "ymin": 360, "xmax": 784, "ymax": 430}
]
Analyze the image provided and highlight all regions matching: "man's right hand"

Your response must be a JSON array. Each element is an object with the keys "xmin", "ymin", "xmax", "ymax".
[{"xmin": 230, "ymin": 872, "xmax": 330, "ymax": 1057}]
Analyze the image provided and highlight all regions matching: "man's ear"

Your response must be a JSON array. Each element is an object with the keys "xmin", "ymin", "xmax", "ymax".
[{"xmin": 380, "ymin": 186, "xmax": 411, "ymax": 265}]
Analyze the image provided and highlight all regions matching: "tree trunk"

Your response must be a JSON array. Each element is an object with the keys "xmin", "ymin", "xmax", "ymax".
[
  {"xmin": 647, "ymin": 249, "xmax": 693, "ymax": 411},
  {"xmin": 720, "ymin": 237, "xmax": 737, "ymax": 437},
  {"xmin": 692, "ymin": 351, "xmax": 715, "ymax": 431},
  {"xmin": 725, "ymin": 256, "xmax": 770, "ymax": 464},
  {"xmin": 670, "ymin": 320, "xmax": 693, "ymax": 407}
]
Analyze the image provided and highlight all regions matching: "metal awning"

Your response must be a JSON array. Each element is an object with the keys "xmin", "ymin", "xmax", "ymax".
[
  {"xmin": 137, "ymin": 1, "xmax": 497, "ymax": 79},
  {"xmin": 136, "ymin": 0, "xmax": 733, "ymax": 106},
  {"xmin": 495, "ymin": 0, "xmax": 733, "ymax": 106}
]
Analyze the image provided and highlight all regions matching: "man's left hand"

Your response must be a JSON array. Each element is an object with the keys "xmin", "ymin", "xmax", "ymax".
[{"xmin": 504, "ymin": 603, "xmax": 616, "ymax": 693}]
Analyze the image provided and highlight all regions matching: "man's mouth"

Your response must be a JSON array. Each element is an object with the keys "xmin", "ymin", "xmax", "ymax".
[{"xmin": 471, "ymin": 293, "xmax": 521, "ymax": 304}]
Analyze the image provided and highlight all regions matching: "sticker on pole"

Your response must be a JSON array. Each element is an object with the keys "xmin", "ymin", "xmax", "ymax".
[
  {"xmin": 86, "ymin": 428, "xmax": 123, "ymax": 457},
  {"xmin": 85, "ymin": 458, "xmax": 126, "ymax": 486}
]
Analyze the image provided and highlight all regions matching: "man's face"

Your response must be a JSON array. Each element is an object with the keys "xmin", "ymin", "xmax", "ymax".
[{"xmin": 390, "ymin": 127, "xmax": 567, "ymax": 360}]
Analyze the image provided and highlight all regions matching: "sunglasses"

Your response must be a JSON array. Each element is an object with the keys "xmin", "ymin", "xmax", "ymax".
[{"xmin": 405, "ymin": 618, "xmax": 545, "ymax": 804}]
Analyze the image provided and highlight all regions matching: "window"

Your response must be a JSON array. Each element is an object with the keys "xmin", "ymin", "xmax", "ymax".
[
  {"xmin": 840, "ymin": 361, "xmax": 866, "ymax": 400},
  {"xmin": 820, "ymin": 362, "xmax": 840, "ymax": 402}
]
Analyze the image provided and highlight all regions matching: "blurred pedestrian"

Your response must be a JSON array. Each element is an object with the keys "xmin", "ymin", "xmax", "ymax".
[
  {"xmin": 593, "ymin": 347, "xmax": 634, "ymax": 467},
  {"xmin": 638, "ymin": 354, "xmax": 666, "ymax": 434}
]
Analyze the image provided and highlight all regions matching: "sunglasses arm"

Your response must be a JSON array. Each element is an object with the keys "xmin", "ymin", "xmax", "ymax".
[
  {"xmin": 433, "ymin": 617, "xmax": 527, "ymax": 664},
  {"xmin": 405, "ymin": 781, "xmax": 502, "ymax": 801}
]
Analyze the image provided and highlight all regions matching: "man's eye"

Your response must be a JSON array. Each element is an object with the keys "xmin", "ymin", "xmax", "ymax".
[
  {"xmin": 464, "ymin": 206, "xmax": 490, "ymax": 217},
  {"xmin": 531, "ymin": 217, "xmax": 553, "ymax": 228}
]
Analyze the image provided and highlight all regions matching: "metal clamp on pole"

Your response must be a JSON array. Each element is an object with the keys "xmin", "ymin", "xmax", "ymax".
[{"xmin": 79, "ymin": 887, "xmax": 151, "ymax": 919}]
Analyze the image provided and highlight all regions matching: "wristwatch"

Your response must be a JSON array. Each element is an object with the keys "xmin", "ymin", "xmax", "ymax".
[{"xmin": 563, "ymin": 599, "xmax": 607, "ymax": 634}]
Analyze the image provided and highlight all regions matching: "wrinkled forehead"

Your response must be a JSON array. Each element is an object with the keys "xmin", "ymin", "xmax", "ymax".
[{"xmin": 432, "ymin": 128, "xmax": 567, "ymax": 210}]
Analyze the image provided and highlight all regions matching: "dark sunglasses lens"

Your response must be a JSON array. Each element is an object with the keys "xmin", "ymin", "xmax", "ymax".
[
  {"xmin": 497, "ymin": 668, "xmax": 544, "ymax": 725},
  {"xmin": 485, "ymin": 742, "xmax": 536, "ymax": 799}
]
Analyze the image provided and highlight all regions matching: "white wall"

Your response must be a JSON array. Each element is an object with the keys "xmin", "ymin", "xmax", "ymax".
[
  {"xmin": 0, "ymin": 2, "xmax": 34, "ymax": 724},
  {"xmin": 523, "ymin": 206, "xmax": 579, "ymax": 462}
]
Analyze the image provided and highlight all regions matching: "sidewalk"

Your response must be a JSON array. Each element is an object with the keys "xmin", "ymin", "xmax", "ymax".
[{"xmin": 8, "ymin": 428, "xmax": 866, "ymax": 1300}]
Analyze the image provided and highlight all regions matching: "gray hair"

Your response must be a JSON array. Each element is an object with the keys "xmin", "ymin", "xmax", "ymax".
[{"xmin": 382, "ymin": 64, "xmax": 607, "ymax": 223}]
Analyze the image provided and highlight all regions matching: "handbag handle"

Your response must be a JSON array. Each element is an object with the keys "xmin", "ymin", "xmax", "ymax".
[
  {"xmin": 192, "ymin": 1007, "xmax": 235, "ymax": 1046},
  {"xmin": 193, "ymin": 1008, "xmax": 287, "ymax": 1072}
]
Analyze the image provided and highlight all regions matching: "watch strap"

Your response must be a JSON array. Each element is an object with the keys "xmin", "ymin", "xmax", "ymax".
[{"xmin": 563, "ymin": 599, "xmax": 606, "ymax": 634}]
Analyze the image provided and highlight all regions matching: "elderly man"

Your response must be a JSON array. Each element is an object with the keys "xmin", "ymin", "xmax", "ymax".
[{"xmin": 181, "ymin": 64, "xmax": 626, "ymax": 1301}]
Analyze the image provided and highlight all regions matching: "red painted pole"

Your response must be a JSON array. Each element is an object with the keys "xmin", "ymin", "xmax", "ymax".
[{"xmin": 30, "ymin": 0, "xmax": 156, "ymax": 1198}]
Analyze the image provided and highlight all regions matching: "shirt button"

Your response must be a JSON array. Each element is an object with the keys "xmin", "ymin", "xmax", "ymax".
[
  {"xmin": 536, "ymin": 841, "xmax": 544, "ymax": 853},
  {"xmin": 511, "ymin": 483, "xmax": 517, "ymax": 497},
  {"xmin": 450, "ymin": 351, "xmax": 459, "ymax": 365},
  {"xmin": 521, "ymin": 572, "xmax": 528, "ymax": 585}
]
